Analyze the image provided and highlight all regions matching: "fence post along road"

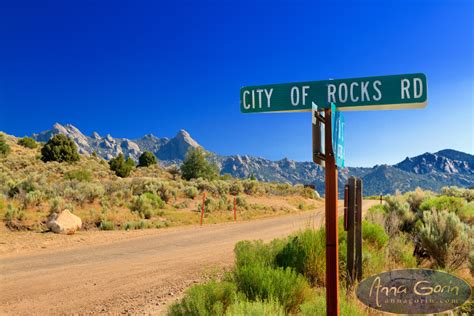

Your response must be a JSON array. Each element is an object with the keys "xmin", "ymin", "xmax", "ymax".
[{"xmin": 240, "ymin": 73, "xmax": 428, "ymax": 316}]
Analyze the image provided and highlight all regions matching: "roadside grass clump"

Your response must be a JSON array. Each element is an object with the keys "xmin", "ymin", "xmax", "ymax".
[
  {"xmin": 275, "ymin": 228, "xmax": 326, "ymax": 286},
  {"xmin": 225, "ymin": 298, "xmax": 285, "ymax": 316},
  {"xmin": 365, "ymin": 204, "xmax": 385, "ymax": 227},
  {"xmin": 361, "ymin": 220, "xmax": 389, "ymax": 249},
  {"xmin": 299, "ymin": 290, "xmax": 364, "ymax": 316},
  {"xmin": 234, "ymin": 239, "xmax": 286, "ymax": 269},
  {"xmin": 417, "ymin": 210, "xmax": 472, "ymax": 271},
  {"xmin": 169, "ymin": 281, "xmax": 239, "ymax": 316},
  {"xmin": 233, "ymin": 263, "xmax": 310, "ymax": 314},
  {"xmin": 130, "ymin": 192, "xmax": 165, "ymax": 219},
  {"xmin": 64, "ymin": 169, "xmax": 92, "ymax": 182},
  {"xmin": 123, "ymin": 220, "xmax": 157, "ymax": 230},
  {"xmin": 99, "ymin": 220, "xmax": 115, "ymax": 230},
  {"xmin": 4, "ymin": 204, "xmax": 25, "ymax": 221},
  {"xmin": 420, "ymin": 195, "xmax": 466, "ymax": 214},
  {"xmin": 17, "ymin": 136, "xmax": 38, "ymax": 149}
]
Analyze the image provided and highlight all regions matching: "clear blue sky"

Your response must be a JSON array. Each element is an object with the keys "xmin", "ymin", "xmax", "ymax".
[{"xmin": 1, "ymin": 0, "xmax": 472, "ymax": 167}]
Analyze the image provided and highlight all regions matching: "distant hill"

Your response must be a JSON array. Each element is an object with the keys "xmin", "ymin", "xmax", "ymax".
[{"xmin": 29, "ymin": 123, "xmax": 474, "ymax": 196}]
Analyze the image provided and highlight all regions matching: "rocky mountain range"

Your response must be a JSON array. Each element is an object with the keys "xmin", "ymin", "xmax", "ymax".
[{"xmin": 31, "ymin": 123, "xmax": 474, "ymax": 196}]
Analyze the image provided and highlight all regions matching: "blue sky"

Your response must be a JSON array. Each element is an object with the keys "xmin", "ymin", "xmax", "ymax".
[{"xmin": 0, "ymin": 0, "xmax": 472, "ymax": 167}]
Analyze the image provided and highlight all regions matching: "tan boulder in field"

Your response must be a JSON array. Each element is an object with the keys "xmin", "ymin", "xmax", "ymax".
[{"xmin": 46, "ymin": 209, "xmax": 82, "ymax": 234}]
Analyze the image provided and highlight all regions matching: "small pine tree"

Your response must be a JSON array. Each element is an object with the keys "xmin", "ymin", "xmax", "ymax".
[
  {"xmin": 138, "ymin": 151, "xmax": 157, "ymax": 167},
  {"xmin": 109, "ymin": 153, "xmax": 135, "ymax": 177},
  {"xmin": 41, "ymin": 134, "xmax": 80, "ymax": 163},
  {"xmin": 180, "ymin": 147, "xmax": 219, "ymax": 181},
  {"xmin": 0, "ymin": 134, "xmax": 11, "ymax": 158},
  {"xmin": 17, "ymin": 136, "xmax": 38, "ymax": 149}
]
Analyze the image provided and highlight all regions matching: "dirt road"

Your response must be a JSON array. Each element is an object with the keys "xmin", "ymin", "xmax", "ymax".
[{"xmin": 0, "ymin": 200, "xmax": 377, "ymax": 315}]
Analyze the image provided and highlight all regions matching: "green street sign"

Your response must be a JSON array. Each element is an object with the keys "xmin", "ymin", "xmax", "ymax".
[{"xmin": 240, "ymin": 73, "xmax": 427, "ymax": 113}]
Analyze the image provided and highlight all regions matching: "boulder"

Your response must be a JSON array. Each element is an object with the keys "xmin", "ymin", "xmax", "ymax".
[{"xmin": 46, "ymin": 209, "xmax": 82, "ymax": 234}]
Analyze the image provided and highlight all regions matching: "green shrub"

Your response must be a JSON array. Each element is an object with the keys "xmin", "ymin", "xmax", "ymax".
[
  {"xmin": 235, "ymin": 196, "xmax": 247, "ymax": 208},
  {"xmin": 109, "ymin": 153, "xmax": 135, "ymax": 177},
  {"xmin": 99, "ymin": 220, "xmax": 115, "ymax": 230},
  {"xmin": 215, "ymin": 180, "xmax": 230, "ymax": 197},
  {"xmin": 299, "ymin": 291, "xmax": 364, "ymax": 316},
  {"xmin": 138, "ymin": 151, "xmax": 157, "ymax": 167},
  {"xmin": 234, "ymin": 239, "xmax": 286, "ymax": 269},
  {"xmin": 420, "ymin": 196, "xmax": 466, "ymax": 214},
  {"xmin": 183, "ymin": 186, "xmax": 198, "ymax": 199},
  {"xmin": 123, "ymin": 221, "xmax": 137, "ymax": 230},
  {"xmin": 301, "ymin": 186, "xmax": 319, "ymax": 199},
  {"xmin": 275, "ymin": 228, "xmax": 326, "ymax": 286},
  {"xmin": 387, "ymin": 234, "xmax": 417, "ymax": 268},
  {"xmin": 233, "ymin": 263, "xmax": 310, "ymax": 314},
  {"xmin": 23, "ymin": 190, "xmax": 45, "ymax": 208},
  {"xmin": 365, "ymin": 204, "xmax": 385, "ymax": 227},
  {"xmin": 0, "ymin": 134, "xmax": 11, "ymax": 158},
  {"xmin": 49, "ymin": 197, "xmax": 65, "ymax": 214},
  {"xmin": 41, "ymin": 134, "xmax": 80, "ymax": 163},
  {"xmin": 362, "ymin": 220, "xmax": 388, "ymax": 249},
  {"xmin": 383, "ymin": 195, "xmax": 412, "ymax": 235},
  {"xmin": 229, "ymin": 182, "xmax": 243, "ymax": 196},
  {"xmin": 181, "ymin": 148, "xmax": 219, "ymax": 181},
  {"xmin": 225, "ymin": 298, "xmax": 285, "ymax": 316},
  {"xmin": 7, "ymin": 178, "xmax": 37, "ymax": 198},
  {"xmin": 242, "ymin": 180, "xmax": 259, "ymax": 195},
  {"xmin": 4, "ymin": 204, "xmax": 25, "ymax": 222},
  {"xmin": 442, "ymin": 186, "xmax": 474, "ymax": 202},
  {"xmin": 168, "ymin": 281, "xmax": 238, "ymax": 316},
  {"xmin": 17, "ymin": 136, "xmax": 37, "ymax": 149},
  {"xmin": 196, "ymin": 179, "xmax": 218, "ymax": 195},
  {"xmin": 405, "ymin": 187, "xmax": 429, "ymax": 212},
  {"xmin": 418, "ymin": 210, "xmax": 472, "ymax": 271},
  {"xmin": 458, "ymin": 202, "xmax": 474, "ymax": 224},
  {"xmin": 64, "ymin": 169, "xmax": 92, "ymax": 182},
  {"xmin": 130, "ymin": 192, "xmax": 165, "ymax": 219}
]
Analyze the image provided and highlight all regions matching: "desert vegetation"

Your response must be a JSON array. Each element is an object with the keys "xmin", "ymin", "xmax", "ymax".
[
  {"xmin": 169, "ymin": 187, "xmax": 473, "ymax": 315},
  {"xmin": 0, "ymin": 134, "xmax": 321, "ymax": 232}
]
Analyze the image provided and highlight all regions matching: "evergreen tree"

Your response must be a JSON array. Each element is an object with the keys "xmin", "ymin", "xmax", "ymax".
[
  {"xmin": 109, "ymin": 153, "xmax": 135, "ymax": 177},
  {"xmin": 180, "ymin": 148, "xmax": 219, "ymax": 180},
  {"xmin": 138, "ymin": 151, "xmax": 157, "ymax": 167},
  {"xmin": 41, "ymin": 134, "xmax": 80, "ymax": 163}
]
